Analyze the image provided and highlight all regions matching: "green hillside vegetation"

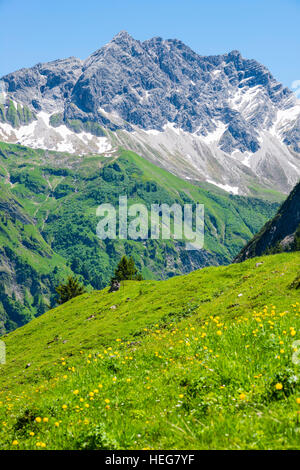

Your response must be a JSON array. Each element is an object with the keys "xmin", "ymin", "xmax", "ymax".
[
  {"xmin": 0, "ymin": 100, "xmax": 36, "ymax": 128},
  {"xmin": 0, "ymin": 252, "xmax": 299, "ymax": 449},
  {"xmin": 0, "ymin": 183, "xmax": 71, "ymax": 333},
  {"xmin": 235, "ymin": 181, "xmax": 300, "ymax": 262},
  {"xmin": 0, "ymin": 141, "xmax": 281, "ymax": 332}
]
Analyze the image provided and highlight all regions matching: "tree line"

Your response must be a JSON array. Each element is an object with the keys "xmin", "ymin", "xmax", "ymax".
[{"xmin": 55, "ymin": 255, "xmax": 142, "ymax": 304}]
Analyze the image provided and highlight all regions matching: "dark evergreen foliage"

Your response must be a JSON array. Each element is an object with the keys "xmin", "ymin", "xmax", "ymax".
[
  {"xmin": 110, "ymin": 255, "xmax": 143, "ymax": 289},
  {"xmin": 55, "ymin": 276, "xmax": 86, "ymax": 305}
]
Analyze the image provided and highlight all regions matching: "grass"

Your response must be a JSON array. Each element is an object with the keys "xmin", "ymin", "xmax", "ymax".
[{"xmin": 0, "ymin": 252, "xmax": 300, "ymax": 449}]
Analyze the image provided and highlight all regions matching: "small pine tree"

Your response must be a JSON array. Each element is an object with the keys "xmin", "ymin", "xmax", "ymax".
[
  {"xmin": 55, "ymin": 276, "xmax": 86, "ymax": 305},
  {"xmin": 110, "ymin": 255, "xmax": 143, "ymax": 289}
]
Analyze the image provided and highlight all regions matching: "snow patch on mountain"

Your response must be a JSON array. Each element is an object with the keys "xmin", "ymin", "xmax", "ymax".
[
  {"xmin": 198, "ymin": 121, "xmax": 227, "ymax": 144},
  {"xmin": 269, "ymin": 101, "xmax": 300, "ymax": 140},
  {"xmin": 0, "ymin": 112, "xmax": 112, "ymax": 154},
  {"xmin": 206, "ymin": 179, "xmax": 239, "ymax": 195}
]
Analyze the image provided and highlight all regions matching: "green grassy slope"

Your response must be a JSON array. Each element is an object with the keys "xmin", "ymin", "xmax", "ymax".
[
  {"xmin": 0, "ymin": 141, "xmax": 281, "ymax": 332},
  {"xmin": 0, "ymin": 252, "xmax": 299, "ymax": 449}
]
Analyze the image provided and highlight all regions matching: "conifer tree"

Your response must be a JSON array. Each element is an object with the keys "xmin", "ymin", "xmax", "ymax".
[
  {"xmin": 109, "ymin": 255, "xmax": 143, "ymax": 291},
  {"xmin": 55, "ymin": 276, "xmax": 86, "ymax": 305}
]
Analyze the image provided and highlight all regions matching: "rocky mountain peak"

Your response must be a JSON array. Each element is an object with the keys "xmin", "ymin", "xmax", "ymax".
[
  {"xmin": 228, "ymin": 49, "xmax": 242, "ymax": 58},
  {"xmin": 0, "ymin": 33, "xmax": 299, "ymax": 195},
  {"xmin": 111, "ymin": 30, "xmax": 135, "ymax": 42}
]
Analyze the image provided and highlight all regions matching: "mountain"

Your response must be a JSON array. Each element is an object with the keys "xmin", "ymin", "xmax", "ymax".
[
  {"xmin": 0, "ymin": 180, "xmax": 71, "ymax": 333},
  {"xmin": 1, "ymin": 31, "xmax": 299, "ymax": 195},
  {"xmin": 235, "ymin": 181, "xmax": 300, "ymax": 261},
  {"xmin": 0, "ymin": 141, "xmax": 280, "ymax": 333},
  {"xmin": 0, "ymin": 252, "xmax": 299, "ymax": 449}
]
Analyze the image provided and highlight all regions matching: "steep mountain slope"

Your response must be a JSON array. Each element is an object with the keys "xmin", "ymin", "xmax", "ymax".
[
  {"xmin": 0, "ymin": 141, "xmax": 281, "ymax": 332},
  {"xmin": 235, "ymin": 181, "xmax": 300, "ymax": 261},
  {"xmin": 0, "ymin": 183, "xmax": 70, "ymax": 333},
  {"xmin": 0, "ymin": 252, "xmax": 299, "ymax": 449},
  {"xmin": 0, "ymin": 32, "xmax": 299, "ymax": 195}
]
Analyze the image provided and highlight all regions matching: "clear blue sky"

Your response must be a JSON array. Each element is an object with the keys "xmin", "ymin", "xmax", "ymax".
[{"xmin": 0, "ymin": 0, "xmax": 299, "ymax": 88}]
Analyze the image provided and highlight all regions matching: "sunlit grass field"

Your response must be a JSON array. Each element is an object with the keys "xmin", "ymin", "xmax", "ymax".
[{"xmin": 0, "ymin": 253, "xmax": 299, "ymax": 449}]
